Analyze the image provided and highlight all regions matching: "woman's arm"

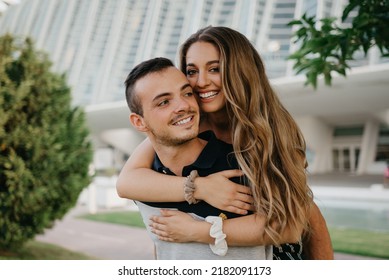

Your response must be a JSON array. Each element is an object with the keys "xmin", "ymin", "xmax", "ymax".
[
  {"xmin": 116, "ymin": 138, "xmax": 253, "ymax": 213},
  {"xmin": 149, "ymin": 206, "xmax": 332, "ymax": 253},
  {"xmin": 150, "ymin": 209, "xmax": 302, "ymax": 246},
  {"xmin": 303, "ymin": 203, "xmax": 334, "ymax": 259},
  {"xmin": 116, "ymin": 138, "xmax": 186, "ymax": 202}
]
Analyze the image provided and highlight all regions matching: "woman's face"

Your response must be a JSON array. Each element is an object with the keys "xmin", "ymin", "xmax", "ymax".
[{"xmin": 185, "ymin": 41, "xmax": 226, "ymax": 114}]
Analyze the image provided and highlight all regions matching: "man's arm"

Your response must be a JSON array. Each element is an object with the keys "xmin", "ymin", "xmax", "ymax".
[{"xmin": 303, "ymin": 203, "xmax": 334, "ymax": 259}]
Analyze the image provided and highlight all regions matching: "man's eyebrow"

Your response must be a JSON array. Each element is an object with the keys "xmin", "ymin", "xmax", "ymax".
[
  {"xmin": 151, "ymin": 83, "xmax": 191, "ymax": 102},
  {"xmin": 152, "ymin": 92, "xmax": 171, "ymax": 102},
  {"xmin": 186, "ymin": 60, "xmax": 219, "ymax": 67},
  {"xmin": 181, "ymin": 83, "xmax": 191, "ymax": 91}
]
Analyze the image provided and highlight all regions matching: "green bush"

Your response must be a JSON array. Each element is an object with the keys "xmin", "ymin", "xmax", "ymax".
[{"xmin": 0, "ymin": 34, "xmax": 93, "ymax": 250}]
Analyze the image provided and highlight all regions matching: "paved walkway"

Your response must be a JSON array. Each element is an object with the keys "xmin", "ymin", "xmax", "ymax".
[
  {"xmin": 36, "ymin": 205, "xmax": 155, "ymax": 260},
  {"xmin": 35, "ymin": 173, "xmax": 386, "ymax": 260}
]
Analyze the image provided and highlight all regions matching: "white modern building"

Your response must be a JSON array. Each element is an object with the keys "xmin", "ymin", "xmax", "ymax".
[{"xmin": 1, "ymin": 0, "xmax": 388, "ymax": 176}]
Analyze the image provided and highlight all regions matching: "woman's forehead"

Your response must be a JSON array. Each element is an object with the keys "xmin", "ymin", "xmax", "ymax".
[{"xmin": 186, "ymin": 41, "xmax": 220, "ymax": 64}]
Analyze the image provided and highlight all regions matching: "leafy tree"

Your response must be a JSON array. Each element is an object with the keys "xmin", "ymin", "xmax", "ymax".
[
  {"xmin": 288, "ymin": 0, "xmax": 389, "ymax": 88},
  {"xmin": 0, "ymin": 34, "xmax": 93, "ymax": 250}
]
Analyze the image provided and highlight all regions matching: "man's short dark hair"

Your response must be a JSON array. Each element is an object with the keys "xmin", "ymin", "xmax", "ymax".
[{"xmin": 125, "ymin": 57, "xmax": 174, "ymax": 115}]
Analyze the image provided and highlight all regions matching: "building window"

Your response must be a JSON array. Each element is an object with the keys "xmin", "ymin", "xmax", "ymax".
[
  {"xmin": 376, "ymin": 126, "xmax": 389, "ymax": 162},
  {"xmin": 333, "ymin": 126, "xmax": 364, "ymax": 137}
]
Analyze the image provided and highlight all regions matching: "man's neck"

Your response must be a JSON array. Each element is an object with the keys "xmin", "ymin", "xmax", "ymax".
[{"xmin": 153, "ymin": 138, "xmax": 207, "ymax": 176}]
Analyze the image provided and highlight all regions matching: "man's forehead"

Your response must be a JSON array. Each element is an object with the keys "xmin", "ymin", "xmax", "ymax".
[{"xmin": 136, "ymin": 67, "xmax": 189, "ymax": 97}]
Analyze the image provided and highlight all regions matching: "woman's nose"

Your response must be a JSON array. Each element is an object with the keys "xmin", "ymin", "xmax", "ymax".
[{"xmin": 196, "ymin": 71, "xmax": 210, "ymax": 88}]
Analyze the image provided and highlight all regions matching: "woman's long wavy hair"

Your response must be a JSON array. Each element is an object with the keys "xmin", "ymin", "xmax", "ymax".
[{"xmin": 179, "ymin": 26, "xmax": 313, "ymax": 244}]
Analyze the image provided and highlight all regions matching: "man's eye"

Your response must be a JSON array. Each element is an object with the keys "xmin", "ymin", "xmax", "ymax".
[
  {"xmin": 158, "ymin": 100, "xmax": 169, "ymax": 106},
  {"xmin": 184, "ymin": 91, "xmax": 194, "ymax": 97}
]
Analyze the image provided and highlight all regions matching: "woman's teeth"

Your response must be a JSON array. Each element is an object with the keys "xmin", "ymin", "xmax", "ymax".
[{"xmin": 199, "ymin": 91, "xmax": 218, "ymax": 99}]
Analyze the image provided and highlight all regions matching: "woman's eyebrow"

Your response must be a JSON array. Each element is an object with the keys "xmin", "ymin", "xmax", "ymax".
[{"xmin": 186, "ymin": 60, "xmax": 219, "ymax": 67}]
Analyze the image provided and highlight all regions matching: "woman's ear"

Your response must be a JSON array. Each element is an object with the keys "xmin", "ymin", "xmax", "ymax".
[{"xmin": 129, "ymin": 113, "xmax": 148, "ymax": 132}]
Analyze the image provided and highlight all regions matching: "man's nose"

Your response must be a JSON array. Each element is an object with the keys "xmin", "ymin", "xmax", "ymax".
[{"xmin": 174, "ymin": 96, "xmax": 191, "ymax": 112}]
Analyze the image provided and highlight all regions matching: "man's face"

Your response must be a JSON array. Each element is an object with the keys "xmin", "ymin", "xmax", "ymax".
[{"xmin": 132, "ymin": 67, "xmax": 200, "ymax": 146}]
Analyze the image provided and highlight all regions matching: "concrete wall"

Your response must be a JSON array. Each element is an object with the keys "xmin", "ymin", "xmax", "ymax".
[{"xmin": 295, "ymin": 116, "xmax": 333, "ymax": 173}]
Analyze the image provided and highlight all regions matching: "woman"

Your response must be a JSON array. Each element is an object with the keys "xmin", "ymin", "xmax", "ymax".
[{"xmin": 117, "ymin": 26, "xmax": 333, "ymax": 259}]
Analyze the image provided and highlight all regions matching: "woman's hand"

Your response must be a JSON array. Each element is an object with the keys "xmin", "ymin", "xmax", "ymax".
[
  {"xmin": 150, "ymin": 209, "xmax": 211, "ymax": 243},
  {"xmin": 195, "ymin": 169, "xmax": 254, "ymax": 215}
]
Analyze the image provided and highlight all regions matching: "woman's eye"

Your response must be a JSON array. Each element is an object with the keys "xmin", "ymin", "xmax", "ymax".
[
  {"xmin": 186, "ymin": 69, "xmax": 197, "ymax": 76},
  {"xmin": 210, "ymin": 67, "xmax": 219, "ymax": 73}
]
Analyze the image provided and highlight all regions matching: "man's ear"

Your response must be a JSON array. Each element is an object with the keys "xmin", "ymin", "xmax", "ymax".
[{"xmin": 129, "ymin": 113, "xmax": 148, "ymax": 132}]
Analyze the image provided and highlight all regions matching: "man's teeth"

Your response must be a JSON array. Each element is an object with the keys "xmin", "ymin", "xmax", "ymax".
[
  {"xmin": 175, "ymin": 117, "xmax": 192, "ymax": 125},
  {"xmin": 199, "ymin": 91, "xmax": 218, "ymax": 99}
]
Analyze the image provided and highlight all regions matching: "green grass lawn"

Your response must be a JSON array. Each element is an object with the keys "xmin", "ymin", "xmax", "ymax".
[
  {"xmin": 0, "ymin": 241, "xmax": 95, "ymax": 260},
  {"xmin": 79, "ymin": 210, "xmax": 389, "ymax": 259},
  {"xmin": 78, "ymin": 210, "xmax": 146, "ymax": 228},
  {"xmin": 329, "ymin": 227, "xmax": 389, "ymax": 259}
]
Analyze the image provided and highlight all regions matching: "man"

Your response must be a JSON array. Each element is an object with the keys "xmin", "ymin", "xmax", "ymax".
[{"xmin": 124, "ymin": 57, "xmax": 272, "ymax": 259}]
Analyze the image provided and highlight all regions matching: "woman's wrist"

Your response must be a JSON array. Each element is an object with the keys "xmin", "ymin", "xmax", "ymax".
[
  {"xmin": 193, "ymin": 220, "xmax": 214, "ymax": 244},
  {"xmin": 184, "ymin": 170, "xmax": 200, "ymax": 204},
  {"xmin": 205, "ymin": 216, "xmax": 228, "ymax": 256},
  {"xmin": 192, "ymin": 176, "xmax": 206, "ymax": 201}
]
